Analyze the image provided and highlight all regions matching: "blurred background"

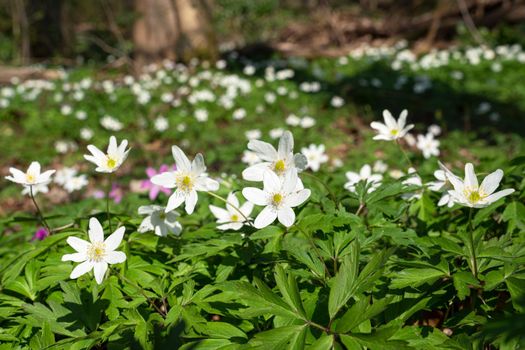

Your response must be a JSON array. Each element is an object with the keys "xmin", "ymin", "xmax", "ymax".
[{"xmin": 1, "ymin": 0, "xmax": 525, "ymax": 71}]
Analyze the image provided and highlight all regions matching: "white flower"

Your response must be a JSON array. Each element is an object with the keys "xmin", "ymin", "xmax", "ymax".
[
  {"xmin": 445, "ymin": 163, "xmax": 514, "ymax": 208},
  {"xmin": 195, "ymin": 109, "xmax": 208, "ymax": 122},
  {"xmin": 245, "ymin": 129, "xmax": 262, "ymax": 140},
  {"xmin": 242, "ymin": 131, "xmax": 307, "ymax": 182},
  {"xmin": 154, "ymin": 116, "xmax": 169, "ymax": 132},
  {"xmin": 331, "ymin": 96, "xmax": 344, "ymax": 108},
  {"xmin": 402, "ymin": 168, "xmax": 423, "ymax": 200},
  {"xmin": 269, "ymin": 128, "xmax": 284, "ymax": 139},
  {"xmin": 84, "ymin": 136, "xmax": 130, "ymax": 173},
  {"xmin": 373, "ymin": 160, "xmax": 388, "ymax": 173},
  {"xmin": 100, "ymin": 115, "xmax": 123, "ymax": 131},
  {"xmin": 64, "ymin": 175, "xmax": 88, "ymax": 193},
  {"xmin": 233, "ymin": 108, "xmax": 246, "ymax": 120},
  {"xmin": 242, "ymin": 150, "xmax": 261, "ymax": 166},
  {"xmin": 80, "ymin": 127, "xmax": 93, "ymax": 140},
  {"xmin": 416, "ymin": 133, "xmax": 440, "ymax": 158},
  {"xmin": 6, "ymin": 161, "xmax": 55, "ymax": 186},
  {"xmin": 370, "ymin": 109, "xmax": 414, "ymax": 141},
  {"xmin": 22, "ymin": 182, "xmax": 49, "ymax": 196},
  {"xmin": 62, "ymin": 217, "xmax": 126, "ymax": 285},
  {"xmin": 344, "ymin": 165, "xmax": 383, "ymax": 193},
  {"xmin": 54, "ymin": 167, "xmax": 78, "ymax": 186},
  {"xmin": 427, "ymin": 168, "xmax": 458, "ymax": 208},
  {"xmin": 286, "ymin": 114, "xmax": 301, "ymax": 126},
  {"xmin": 242, "ymin": 169, "xmax": 310, "ymax": 228},
  {"xmin": 301, "ymin": 144, "xmax": 328, "ymax": 172},
  {"xmin": 151, "ymin": 146, "xmax": 219, "ymax": 214},
  {"xmin": 209, "ymin": 192, "xmax": 253, "ymax": 231},
  {"xmin": 300, "ymin": 116, "xmax": 315, "ymax": 128},
  {"xmin": 404, "ymin": 133, "xmax": 416, "ymax": 147},
  {"xmin": 428, "ymin": 124, "xmax": 441, "ymax": 136},
  {"xmin": 75, "ymin": 110, "xmax": 87, "ymax": 120},
  {"xmin": 138, "ymin": 205, "xmax": 182, "ymax": 237}
]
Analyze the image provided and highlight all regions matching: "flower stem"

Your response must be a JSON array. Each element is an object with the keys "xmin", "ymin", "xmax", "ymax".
[
  {"xmin": 29, "ymin": 185, "xmax": 51, "ymax": 233},
  {"xmin": 206, "ymin": 191, "xmax": 251, "ymax": 225},
  {"xmin": 302, "ymin": 172, "xmax": 338, "ymax": 205},
  {"xmin": 467, "ymin": 207, "xmax": 478, "ymax": 278},
  {"xmin": 396, "ymin": 139, "xmax": 414, "ymax": 169},
  {"xmin": 106, "ymin": 176, "xmax": 113, "ymax": 232}
]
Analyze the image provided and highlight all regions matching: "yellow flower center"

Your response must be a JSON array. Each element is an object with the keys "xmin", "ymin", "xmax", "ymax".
[
  {"xmin": 26, "ymin": 173, "xmax": 35, "ymax": 183},
  {"xmin": 390, "ymin": 129, "xmax": 399, "ymax": 136},
  {"xmin": 106, "ymin": 157, "xmax": 117, "ymax": 169},
  {"xmin": 272, "ymin": 193, "xmax": 283, "ymax": 206},
  {"xmin": 274, "ymin": 159, "xmax": 286, "ymax": 174},
  {"xmin": 176, "ymin": 174, "xmax": 194, "ymax": 192},
  {"xmin": 87, "ymin": 242, "xmax": 106, "ymax": 262},
  {"xmin": 231, "ymin": 214, "xmax": 239, "ymax": 222},
  {"xmin": 464, "ymin": 188, "xmax": 485, "ymax": 204}
]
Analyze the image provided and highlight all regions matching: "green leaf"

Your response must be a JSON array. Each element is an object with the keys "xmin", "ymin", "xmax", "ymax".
[
  {"xmin": 453, "ymin": 271, "xmax": 480, "ymax": 300},
  {"xmin": 501, "ymin": 201, "xmax": 525, "ymax": 232},
  {"xmin": 328, "ymin": 241, "xmax": 360, "ymax": 319},
  {"xmin": 248, "ymin": 325, "xmax": 308, "ymax": 350},
  {"xmin": 204, "ymin": 322, "xmax": 247, "ymax": 340},
  {"xmin": 390, "ymin": 268, "xmax": 447, "ymax": 289},
  {"xmin": 274, "ymin": 264, "xmax": 306, "ymax": 318}
]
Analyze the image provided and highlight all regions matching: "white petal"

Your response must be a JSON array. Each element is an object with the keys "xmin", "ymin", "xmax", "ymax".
[
  {"xmin": 242, "ymin": 162, "xmax": 270, "ymax": 182},
  {"xmin": 192, "ymin": 153, "xmax": 206, "ymax": 174},
  {"xmin": 370, "ymin": 122, "xmax": 389, "ymax": 134},
  {"xmin": 86, "ymin": 145, "xmax": 106, "ymax": 161},
  {"xmin": 209, "ymin": 205, "xmax": 230, "ymax": 220},
  {"xmin": 166, "ymin": 191, "xmax": 186, "ymax": 212},
  {"xmin": 483, "ymin": 188, "xmax": 515, "ymax": 204},
  {"xmin": 278, "ymin": 131, "xmax": 293, "ymax": 158},
  {"xmin": 464, "ymin": 163, "xmax": 478, "ymax": 189},
  {"xmin": 172, "ymin": 145, "xmax": 191, "ymax": 171},
  {"xmin": 104, "ymin": 251, "xmax": 126, "ymax": 264},
  {"xmin": 66, "ymin": 236, "xmax": 90, "ymax": 253},
  {"xmin": 93, "ymin": 262, "xmax": 108, "ymax": 284},
  {"xmin": 382, "ymin": 110, "xmax": 397, "ymax": 129},
  {"xmin": 286, "ymin": 189, "xmax": 311, "ymax": 207},
  {"xmin": 254, "ymin": 206, "xmax": 277, "ymax": 229},
  {"xmin": 282, "ymin": 169, "xmax": 298, "ymax": 193},
  {"xmin": 62, "ymin": 252, "xmax": 87, "ymax": 262},
  {"xmin": 70, "ymin": 260, "xmax": 94, "ymax": 279},
  {"xmin": 277, "ymin": 206, "xmax": 295, "ymax": 227},
  {"xmin": 248, "ymin": 140, "xmax": 278, "ymax": 161},
  {"xmin": 263, "ymin": 170, "xmax": 282, "ymax": 193},
  {"xmin": 240, "ymin": 201, "xmax": 254, "ymax": 217},
  {"xmin": 185, "ymin": 190, "xmax": 198, "ymax": 214},
  {"xmin": 138, "ymin": 216, "xmax": 153, "ymax": 233},
  {"xmin": 138, "ymin": 205, "xmax": 162, "ymax": 215},
  {"xmin": 242, "ymin": 187, "xmax": 268, "ymax": 206},
  {"xmin": 104, "ymin": 226, "xmax": 125, "ymax": 251},
  {"xmin": 28, "ymin": 162, "xmax": 41, "ymax": 176},
  {"xmin": 204, "ymin": 178, "xmax": 219, "ymax": 191},
  {"xmin": 480, "ymin": 169, "xmax": 503, "ymax": 195},
  {"xmin": 398, "ymin": 109, "xmax": 408, "ymax": 128},
  {"xmin": 226, "ymin": 192, "xmax": 240, "ymax": 209},
  {"xmin": 151, "ymin": 172, "xmax": 176, "ymax": 188},
  {"xmin": 88, "ymin": 217, "xmax": 104, "ymax": 243}
]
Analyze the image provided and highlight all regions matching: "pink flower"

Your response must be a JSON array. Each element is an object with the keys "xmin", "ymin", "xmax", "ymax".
[
  {"xmin": 32, "ymin": 227, "xmax": 49, "ymax": 241},
  {"xmin": 141, "ymin": 164, "xmax": 174, "ymax": 200},
  {"xmin": 109, "ymin": 184, "xmax": 124, "ymax": 204}
]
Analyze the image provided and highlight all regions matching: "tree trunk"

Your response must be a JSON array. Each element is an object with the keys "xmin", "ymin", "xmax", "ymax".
[
  {"xmin": 133, "ymin": 0, "xmax": 216, "ymax": 68},
  {"xmin": 10, "ymin": 0, "xmax": 31, "ymax": 65}
]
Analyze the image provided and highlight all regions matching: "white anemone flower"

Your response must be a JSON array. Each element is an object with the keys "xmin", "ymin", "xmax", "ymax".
[
  {"xmin": 242, "ymin": 131, "xmax": 307, "ymax": 182},
  {"xmin": 84, "ymin": 136, "xmax": 130, "ymax": 173},
  {"xmin": 151, "ymin": 146, "xmax": 219, "ymax": 214},
  {"xmin": 62, "ymin": 218, "xmax": 126, "ymax": 285},
  {"xmin": 301, "ymin": 144, "xmax": 329, "ymax": 172},
  {"xmin": 138, "ymin": 205, "xmax": 182, "ymax": 237},
  {"xmin": 242, "ymin": 169, "xmax": 310, "ymax": 229},
  {"xmin": 427, "ymin": 169, "xmax": 456, "ymax": 208},
  {"xmin": 209, "ymin": 192, "xmax": 254, "ymax": 231},
  {"xmin": 370, "ymin": 109, "xmax": 414, "ymax": 141},
  {"xmin": 446, "ymin": 163, "xmax": 514, "ymax": 208},
  {"xmin": 5, "ymin": 161, "xmax": 55, "ymax": 186},
  {"xmin": 344, "ymin": 165, "xmax": 383, "ymax": 193},
  {"xmin": 416, "ymin": 133, "xmax": 440, "ymax": 158}
]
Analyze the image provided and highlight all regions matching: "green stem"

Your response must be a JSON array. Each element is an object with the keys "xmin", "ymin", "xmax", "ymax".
[
  {"xmin": 302, "ymin": 172, "xmax": 338, "ymax": 205},
  {"xmin": 206, "ymin": 191, "xmax": 251, "ymax": 225},
  {"xmin": 396, "ymin": 139, "xmax": 414, "ymax": 169},
  {"xmin": 29, "ymin": 185, "xmax": 51, "ymax": 233},
  {"xmin": 106, "ymin": 176, "xmax": 113, "ymax": 232},
  {"xmin": 467, "ymin": 207, "xmax": 478, "ymax": 278}
]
